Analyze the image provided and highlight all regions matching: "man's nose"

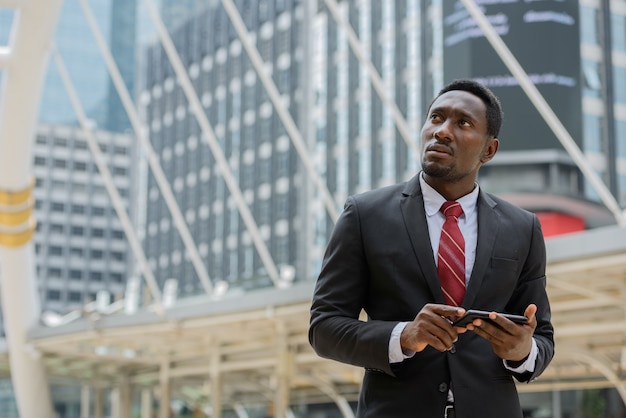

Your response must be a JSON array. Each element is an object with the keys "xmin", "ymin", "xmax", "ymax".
[{"xmin": 434, "ymin": 121, "xmax": 452, "ymax": 141}]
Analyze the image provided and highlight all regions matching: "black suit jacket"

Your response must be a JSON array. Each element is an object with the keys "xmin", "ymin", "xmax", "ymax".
[{"xmin": 309, "ymin": 174, "xmax": 554, "ymax": 418}]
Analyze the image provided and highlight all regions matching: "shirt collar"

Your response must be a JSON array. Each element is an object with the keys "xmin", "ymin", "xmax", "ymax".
[{"xmin": 419, "ymin": 172, "xmax": 480, "ymax": 218}]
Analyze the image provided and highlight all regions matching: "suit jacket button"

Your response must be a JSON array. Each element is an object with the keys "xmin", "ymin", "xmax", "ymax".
[
  {"xmin": 438, "ymin": 382, "xmax": 448, "ymax": 393},
  {"xmin": 449, "ymin": 345, "xmax": 456, "ymax": 354}
]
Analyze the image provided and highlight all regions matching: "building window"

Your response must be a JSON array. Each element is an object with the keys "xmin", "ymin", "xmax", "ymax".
[
  {"xmin": 53, "ymin": 159, "xmax": 67, "ymax": 169},
  {"xmin": 90, "ymin": 271, "xmax": 103, "ymax": 282},
  {"xmin": 51, "ymin": 202, "xmax": 65, "ymax": 212},
  {"xmin": 69, "ymin": 270, "xmax": 82, "ymax": 280},
  {"xmin": 68, "ymin": 291, "xmax": 82, "ymax": 302},
  {"xmin": 91, "ymin": 249, "xmax": 104, "ymax": 259},
  {"xmin": 71, "ymin": 226, "xmax": 84, "ymax": 236},
  {"xmin": 111, "ymin": 251, "xmax": 125, "ymax": 262},
  {"xmin": 48, "ymin": 268, "xmax": 62, "ymax": 278},
  {"xmin": 71, "ymin": 204, "xmax": 85, "ymax": 214},
  {"xmin": 47, "ymin": 290, "xmax": 61, "ymax": 301},
  {"xmin": 92, "ymin": 206, "xmax": 105, "ymax": 216}
]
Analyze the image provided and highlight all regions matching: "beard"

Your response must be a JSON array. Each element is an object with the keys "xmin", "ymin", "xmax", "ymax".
[
  {"xmin": 422, "ymin": 159, "xmax": 465, "ymax": 184},
  {"xmin": 423, "ymin": 158, "xmax": 452, "ymax": 177}
]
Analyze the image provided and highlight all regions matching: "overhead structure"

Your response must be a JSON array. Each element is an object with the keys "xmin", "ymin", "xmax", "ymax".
[{"xmin": 6, "ymin": 224, "xmax": 623, "ymax": 416}]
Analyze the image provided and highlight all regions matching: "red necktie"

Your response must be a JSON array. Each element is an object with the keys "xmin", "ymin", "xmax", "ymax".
[{"xmin": 438, "ymin": 201, "xmax": 466, "ymax": 307}]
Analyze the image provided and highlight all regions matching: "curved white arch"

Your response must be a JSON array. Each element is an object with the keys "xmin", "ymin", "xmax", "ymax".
[
  {"xmin": 558, "ymin": 346, "xmax": 626, "ymax": 406},
  {"xmin": 296, "ymin": 374, "xmax": 356, "ymax": 418},
  {"xmin": 0, "ymin": 1, "xmax": 63, "ymax": 417}
]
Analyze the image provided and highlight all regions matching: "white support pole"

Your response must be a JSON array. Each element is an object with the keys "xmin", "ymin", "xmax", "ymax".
[
  {"xmin": 94, "ymin": 388, "xmax": 104, "ymax": 418},
  {"xmin": 0, "ymin": 47, "xmax": 10, "ymax": 69},
  {"xmin": 0, "ymin": 1, "xmax": 62, "ymax": 417},
  {"xmin": 460, "ymin": 0, "xmax": 626, "ymax": 227},
  {"xmin": 141, "ymin": 388, "xmax": 153, "ymax": 418},
  {"xmin": 209, "ymin": 341, "xmax": 223, "ymax": 418},
  {"xmin": 80, "ymin": 385, "xmax": 91, "ymax": 418},
  {"xmin": 110, "ymin": 387, "xmax": 121, "ymax": 418},
  {"xmin": 323, "ymin": 0, "xmax": 420, "ymax": 160},
  {"xmin": 77, "ymin": 0, "xmax": 215, "ymax": 296},
  {"xmin": 0, "ymin": 0, "xmax": 24, "ymax": 8},
  {"xmin": 274, "ymin": 322, "xmax": 292, "ymax": 418},
  {"xmin": 220, "ymin": 0, "xmax": 340, "ymax": 222},
  {"xmin": 143, "ymin": 0, "xmax": 283, "ymax": 286},
  {"xmin": 159, "ymin": 358, "xmax": 171, "ymax": 418}
]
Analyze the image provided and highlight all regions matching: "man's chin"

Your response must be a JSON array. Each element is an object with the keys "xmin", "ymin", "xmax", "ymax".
[{"xmin": 422, "ymin": 164, "xmax": 452, "ymax": 179}]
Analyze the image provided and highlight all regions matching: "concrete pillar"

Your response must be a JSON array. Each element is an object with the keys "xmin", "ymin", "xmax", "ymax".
[
  {"xmin": 120, "ymin": 375, "xmax": 132, "ymax": 418},
  {"xmin": 274, "ymin": 322, "xmax": 293, "ymax": 418},
  {"xmin": 94, "ymin": 388, "xmax": 104, "ymax": 418},
  {"xmin": 159, "ymin": 358, "xmax": 171, "ymax": 418},
  {"xmin": 80, "ymin": 385, "xmax": 90, "ymax": 418},
  {"xmin": 141, "ymin": 388, "xmax": 153, "ymax": 418}
]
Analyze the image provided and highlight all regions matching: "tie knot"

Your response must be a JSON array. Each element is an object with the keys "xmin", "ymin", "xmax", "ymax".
[{"xmin": 440, "ymin": 201, "xmax": 463, "ymax": 219}]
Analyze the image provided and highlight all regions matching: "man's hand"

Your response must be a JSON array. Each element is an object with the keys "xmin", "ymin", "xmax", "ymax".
[
  {"xmin": 466, "ymin": 304, "xmax": 537, "ymax": 362},
  {"xmin": 400, "ymin": 304, "xmax": 467, "ymax": 353}
]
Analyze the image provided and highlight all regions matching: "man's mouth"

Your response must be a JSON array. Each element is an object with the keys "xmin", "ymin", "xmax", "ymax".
[{"xmin": 426, "ymin": 145, "xmax": 452, "ymax": 156}]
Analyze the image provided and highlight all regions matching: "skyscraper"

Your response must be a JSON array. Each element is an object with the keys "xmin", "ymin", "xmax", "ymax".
[
  {"xmin": 38, "ymin": 0, "xmax": 136, "ymax": 133},
  {"xmin": 142, "ymin": 0, "xmax": 305, "ymax": 294}
]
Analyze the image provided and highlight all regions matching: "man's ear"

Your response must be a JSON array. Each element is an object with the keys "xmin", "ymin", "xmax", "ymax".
[{"xmin": 481, "ymin": 138, "xmax": 499, "ymax": 163}]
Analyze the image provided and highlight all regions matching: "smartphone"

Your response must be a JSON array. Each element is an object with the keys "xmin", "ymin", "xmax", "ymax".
[{"xmin": 452, "ymin": 309, "xmax": 528, "ymax": 328}]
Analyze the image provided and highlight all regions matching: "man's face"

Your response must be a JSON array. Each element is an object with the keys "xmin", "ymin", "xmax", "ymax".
[{"xmin": 420, "ymin": 90, "xmax": 498, "ymax": 185}]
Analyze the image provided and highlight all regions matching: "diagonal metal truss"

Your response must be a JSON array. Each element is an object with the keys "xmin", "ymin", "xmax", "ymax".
[{"xmin": 77, "ymin": 0, "xmax": 216, "ymax": 297}]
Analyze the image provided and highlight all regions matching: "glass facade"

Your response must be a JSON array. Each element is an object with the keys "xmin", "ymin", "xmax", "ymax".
[
  {"xmin": 142, "ymin": 0, "xmax": 303, "ymax": 295},
  {"xmin": 38, "ymin": 0, "xmax": 136, "ymax": 133}
]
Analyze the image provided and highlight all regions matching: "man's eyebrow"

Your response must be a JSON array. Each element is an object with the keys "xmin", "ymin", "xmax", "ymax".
[{"xmin": 429, "ymin": 105, "xmax": 478, "ymax": 121}]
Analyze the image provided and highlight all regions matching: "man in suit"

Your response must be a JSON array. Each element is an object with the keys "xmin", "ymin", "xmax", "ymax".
[{"xmin": 309, "ymin": 79, "xmax": 554, "ymax": 418}]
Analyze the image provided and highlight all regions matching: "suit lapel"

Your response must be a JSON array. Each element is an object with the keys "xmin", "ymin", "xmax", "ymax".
[
  {"xmin": 399, "ymin": 176, "xmax": 443, "ymax": 302},
  {"xmin": 463, "ymin": 191, "xmax": 499, "ymax": 308}
]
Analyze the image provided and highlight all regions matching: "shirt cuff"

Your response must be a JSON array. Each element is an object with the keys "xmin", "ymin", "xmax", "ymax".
[
  {"xmin": 389, "ymin": 322, "xmax": 415, "ymax": 363},
  {"xmin": 504, "ymin": 337, "xmax": 539, "ymax": 373}
]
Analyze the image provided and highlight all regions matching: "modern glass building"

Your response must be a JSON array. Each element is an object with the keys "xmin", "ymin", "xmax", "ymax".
[
  {"xmin": 139, "ymin": 0, "xmax": 625, "ymax": 290},
  {"xmin": 38, "ymin": 0, "xmax": 136, "ymax": 133},
  {"xmin": 141, "ymin": 0, "xmax": 305, "ymax": 294},
  {"xmin": 136, "ymin": 0, "xmax": 625, "ymax": 415}
]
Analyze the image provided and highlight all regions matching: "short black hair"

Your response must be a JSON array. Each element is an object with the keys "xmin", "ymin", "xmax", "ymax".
[{"xmin": 430, "ymin": 79, "xmax": 503, "ymax": 138}]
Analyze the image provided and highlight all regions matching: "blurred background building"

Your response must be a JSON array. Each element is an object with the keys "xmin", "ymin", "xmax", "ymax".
[{"xmin": 0, "ymin": 0, "xmax": 625, "ymax": 417}]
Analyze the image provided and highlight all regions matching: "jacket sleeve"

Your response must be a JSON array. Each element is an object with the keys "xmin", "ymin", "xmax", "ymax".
[
  {"xmin": 507, "ymin": 214, "xmax": 555, "ymax": 382},
  {"xmin": 308, "ymin": 197, "xmax": 399, "ymax": 376}
]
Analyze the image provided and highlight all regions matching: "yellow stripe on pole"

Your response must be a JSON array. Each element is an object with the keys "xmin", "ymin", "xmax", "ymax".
[
  {"xmin": 0, "ymin": 199, "xmax": 33, "ymax": 226},
  {"xmin": 0, "ymin": 179, "xmax": 34, "ymax": 205},
  {"xmin": 0, "ymin": 218, "xmax": 36, "ymax": 247},
  {"xmin": 0, "ymin": 181, "xmax": 36, "ymax": 247}
]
